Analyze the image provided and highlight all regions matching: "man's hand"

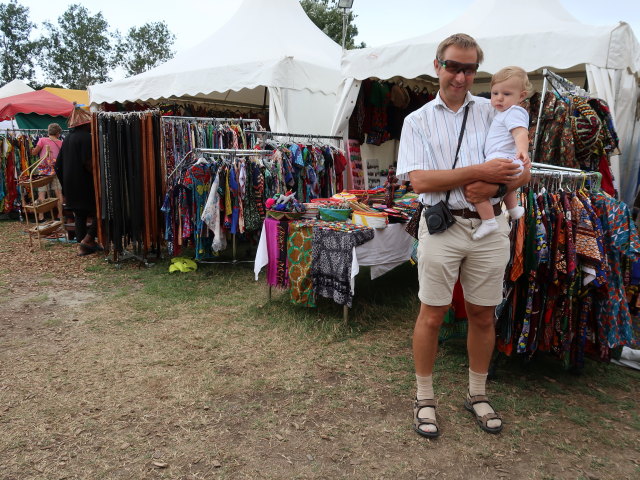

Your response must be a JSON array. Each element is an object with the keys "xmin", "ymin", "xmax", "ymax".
[
  {"xmin": 476, "ymin": 158, "xmax": 522, "ymax": 183},
  {"xmin": 464, "ymin": 181, "xmax": 500, "ymax": 204}
]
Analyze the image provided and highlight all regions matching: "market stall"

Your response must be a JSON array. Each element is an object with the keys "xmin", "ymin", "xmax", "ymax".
[{"xmin": 331, "ymin": 0, "xmax": 640, "ymax": 205}]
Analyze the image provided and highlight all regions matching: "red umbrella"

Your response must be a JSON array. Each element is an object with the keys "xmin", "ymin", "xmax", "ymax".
[{"xmin": 0, "ymin": 89, "xmax": 75, "ymax": 120}]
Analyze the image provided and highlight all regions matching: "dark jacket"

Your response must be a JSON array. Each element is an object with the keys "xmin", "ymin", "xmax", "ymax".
[{"xmin": 55, "ymin": 125, "xmax": 95, "ymax": 211}]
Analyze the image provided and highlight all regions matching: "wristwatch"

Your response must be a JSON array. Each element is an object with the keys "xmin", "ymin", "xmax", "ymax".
[{"xmin": 493, "ymin": 183, "xmax": 507, "ymax": 198}]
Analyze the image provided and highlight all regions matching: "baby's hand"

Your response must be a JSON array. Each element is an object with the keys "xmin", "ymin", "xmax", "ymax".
[{"xmin": 517, "ymin": 151, "xmax": 531, "ymax": 169}]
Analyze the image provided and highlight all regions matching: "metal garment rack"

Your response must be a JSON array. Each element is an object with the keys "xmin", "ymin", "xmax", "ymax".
[
  {"xmin": 162, "ymin": 116, "xmax": 263, "ymax": 125},
  {"xmin": 167, "ymin": 147, "xmax": 274, "ymax": 265},
  {"xmin": 531, "ymin": 68, "xmax": 587, "ymax": 163},
  {"xmin": 2, "ymin": 128, "xmax": 70, "ymax": 138},
  {"xmin": 245, "ymin": 131, "xmax": 349, "ymax": 320},
  {"xmin": 244, "ymin": 129, "xmax": 343, "ymax": 141},
  {"xmin": 167, "ymin": 148, "xmax": 271, "ymax": 180},
  {"xmin": 530, "ymin": 162, "xmax": 602, "ymax": 191}
]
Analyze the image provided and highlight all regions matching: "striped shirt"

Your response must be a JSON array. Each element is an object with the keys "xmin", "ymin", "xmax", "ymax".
[{"xmin": 397, "ymin": 91, "xmax": 496, "ymax": 210}]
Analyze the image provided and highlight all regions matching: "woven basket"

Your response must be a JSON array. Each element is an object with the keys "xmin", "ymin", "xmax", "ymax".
[
  {"xmin": 318, "ymin": 207, "xmax": 352, "ymax": 222},
  {"xmin": 352, "ymin": 211, "xmax": 388, "ymax": 228}
]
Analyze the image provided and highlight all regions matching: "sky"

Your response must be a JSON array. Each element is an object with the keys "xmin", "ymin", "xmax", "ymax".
[{"xmin": 16, "ymin": 0, "xmax": 640, "ymax": 81}]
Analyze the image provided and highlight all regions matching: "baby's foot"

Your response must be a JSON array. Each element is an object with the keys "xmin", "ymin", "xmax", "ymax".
[
  {"xmin": 508, "ymin": 206, "xmax": 525, "ymax": 220},
  {"xmin": 472, "ymin": 218, "xmax": 498, "ymax": 240}
]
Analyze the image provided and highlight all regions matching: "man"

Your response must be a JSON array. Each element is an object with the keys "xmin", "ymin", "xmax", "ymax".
[
  {"xmin": 396, "ymin": 33, "xmax": 531, "ymax": 438},
  {"xmin": 55, "ymin": 106, "xmax": 100, "ymax": 256}
]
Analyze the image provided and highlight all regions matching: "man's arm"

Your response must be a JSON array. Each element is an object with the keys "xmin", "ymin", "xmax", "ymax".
[
  {"xmin": 464, "ymin": 163, "xmax": 531, "ymax": 203},
  {"xmin": 408, "ymin": 157, "xmax": 522, "ymax": 194}
]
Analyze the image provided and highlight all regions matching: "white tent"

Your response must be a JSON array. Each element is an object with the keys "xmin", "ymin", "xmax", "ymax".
[
  {"xmin": 0, "ymin": 79, "xmax": 34, "ymax": 98},
  {"xmin": 0, "ymin": 79, "xmax": 35, "ymax": 130},
  {"xmin": 88, "ymin": 0, "xmax": 342, "ymax": 135},
  {"xmin": 332, "ymin": 0, "xmax": 640, "ymax": 205}
]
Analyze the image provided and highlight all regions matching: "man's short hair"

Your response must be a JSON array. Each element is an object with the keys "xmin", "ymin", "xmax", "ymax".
[
  {"xmin": 48, "ymin": 123, "xmax": 62, "ymax": 136},
  {"xmin": 436, "ymin": 33, "xmax": 484, "ymax": 64}
]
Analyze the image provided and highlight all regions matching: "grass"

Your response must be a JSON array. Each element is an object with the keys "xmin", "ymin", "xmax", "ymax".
[{"xmin": 2, "ymin": 219, "xmax": 640, "ymax": 479}]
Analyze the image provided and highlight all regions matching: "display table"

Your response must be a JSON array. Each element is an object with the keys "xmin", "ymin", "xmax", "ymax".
[{"xmin": 254, "ymin": 221, "xmax": 415, "ymax": 311}]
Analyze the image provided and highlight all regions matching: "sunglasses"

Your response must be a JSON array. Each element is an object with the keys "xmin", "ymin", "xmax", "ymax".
[{"xmin": 436, "ymin": 59, "xmax": 479, "ymax": 76}]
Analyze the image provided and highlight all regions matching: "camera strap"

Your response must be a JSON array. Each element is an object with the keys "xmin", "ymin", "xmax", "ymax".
[{"xmin": 445, "ymin": 104, "xmax": 470, "ymax": 204}]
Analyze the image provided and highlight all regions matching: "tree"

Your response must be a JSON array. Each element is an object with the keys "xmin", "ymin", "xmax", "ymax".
[
  {"xmin": 300, "ymin": 0, "xmax": 365, "ymax": 49},
  {"xmin": 0, "ymin": 0, "xmax": 41, "ymax": 85},
  {"xmin": 42, "ymin": 4, "xmax": 115, "ymax": 89},
  {"xmin": 117, "ymin": 21, "xmax": 176, "ymax": 77}
]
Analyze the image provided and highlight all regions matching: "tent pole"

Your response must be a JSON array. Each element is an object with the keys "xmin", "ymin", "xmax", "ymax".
[{"xmin": 532, "ymin": 69, "xmax": 549, "ymax": 163}]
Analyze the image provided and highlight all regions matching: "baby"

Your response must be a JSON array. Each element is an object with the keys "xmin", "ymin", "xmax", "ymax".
[{"xmin": 472, "ymin": 66, "xmax": 531, "ymax": 240}]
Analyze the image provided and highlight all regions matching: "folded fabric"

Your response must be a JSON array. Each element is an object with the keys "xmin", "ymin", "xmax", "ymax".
[{"xmin": 169, "ymin": 257, "xmax": 198, "ymax": 273}]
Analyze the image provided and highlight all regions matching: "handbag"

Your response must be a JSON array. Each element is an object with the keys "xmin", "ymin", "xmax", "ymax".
[
  {"xmin": 423, "ymin": 105, "xmax": 470, "ymax": 235},
  {"xmin": 404, "ymin": 202, "xmax": 423, "ymax": 239}
]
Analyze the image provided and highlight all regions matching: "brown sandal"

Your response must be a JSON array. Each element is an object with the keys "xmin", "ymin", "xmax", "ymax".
[
  {"xmin": 464, "ymin": 394, "xmax": 503, "ymax": 434},
  {"xmin": 413, "ymin": 398, "xmax": 440, "ymax": 438}
]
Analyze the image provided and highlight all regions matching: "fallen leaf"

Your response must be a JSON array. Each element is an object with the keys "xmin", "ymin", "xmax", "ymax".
[
  {"xmin": 152, "ymin": 462, "xmax": 168, "ymax": 469},
  {"xmin": 212, "ymin": 460, "xmax": 222, "ymax": 468}
]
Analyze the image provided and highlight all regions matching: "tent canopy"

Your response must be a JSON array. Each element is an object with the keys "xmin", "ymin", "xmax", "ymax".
[
  {"xmin": 341, "ymin": 0, "xmax": 640, "ymax": 81},
  {"xmin": 333, "ymin": 0, "xmax": 640, "ymax": 204},
  {"xmin": 0, "ymin": 79, "xmax": 34, "ymax": 98},
  {"xmin": 88, "ymin": 0, "xmax": 342, "ymax": 134},
  {"xmin": 44, "ymin": 87, "xmax": 89, "ymax": 108},
  {"xmin": 0, "ymin": 90, "xmax": 74, "ymax": 121}
]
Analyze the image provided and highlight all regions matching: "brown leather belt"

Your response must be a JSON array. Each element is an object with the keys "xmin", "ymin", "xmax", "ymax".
[{"xmin": 449, "ymin": 202, "xmax": 502, "ymax": 219}]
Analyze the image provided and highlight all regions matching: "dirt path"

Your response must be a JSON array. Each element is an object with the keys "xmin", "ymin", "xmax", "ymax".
[{"xmin": 1, "ymin": 220, "xmax": 639, "ymax": 479}]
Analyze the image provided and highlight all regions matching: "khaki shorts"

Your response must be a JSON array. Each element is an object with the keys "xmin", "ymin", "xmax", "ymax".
[
  {"xmin": 38, "ymin": 175, "xmax": 61, "ymax": 193},
  {"xmin": 417, "ymin": 211, "xmax": 510, "ymax": 307}
]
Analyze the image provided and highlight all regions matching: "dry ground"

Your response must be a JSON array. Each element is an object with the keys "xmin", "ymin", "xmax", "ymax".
[{"xmin": 1, "ymin": 219, "xmax": 639, "ymax": 480}]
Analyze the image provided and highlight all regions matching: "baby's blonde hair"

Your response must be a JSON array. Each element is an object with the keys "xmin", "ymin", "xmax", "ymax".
[{"xmin": 491, "ymin": 66, "xmax": 532, "ymax": 95}]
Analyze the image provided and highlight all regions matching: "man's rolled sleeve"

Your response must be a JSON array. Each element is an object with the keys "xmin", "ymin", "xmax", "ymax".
[{"xmin": 397, "ymin": 116, "xmax": 429, "ymax": 182}]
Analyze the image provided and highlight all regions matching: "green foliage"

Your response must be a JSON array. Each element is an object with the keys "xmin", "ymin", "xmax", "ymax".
[
  {"xmin": 41, "ymin": 4, "xmax": 116, "ymax": 89},
  {"xmin": 117, "ymin": 21, "xmax": 176, "ymax": 77},
  {"xmin": 0, "ymin": 0, "xmax": 41, "ymax": 84},
  {"xmin": 300, "ymin": 0, "xmax": 366, "ymax": 49}
]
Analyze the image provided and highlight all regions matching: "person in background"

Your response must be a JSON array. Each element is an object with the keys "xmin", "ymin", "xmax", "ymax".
[
  {"xmin": 31, "ymin": 123, "xmax": 63, "ymax": 220},
  {"xmin": 396, "ymin": 33, "xmax": 531, "ymax": 438},
  {"xmin": 471, "ymin": 66, "xmax": 531, "ymax": 240},
  {"xmin": 55, "ymin": 105, "xmax": 100, "ymax": 256}
]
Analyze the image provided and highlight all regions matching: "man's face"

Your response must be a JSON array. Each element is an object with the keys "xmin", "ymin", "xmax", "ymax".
[{"xmin": 434, "ymin": 45, "xmax": 478, "ymax": 108}]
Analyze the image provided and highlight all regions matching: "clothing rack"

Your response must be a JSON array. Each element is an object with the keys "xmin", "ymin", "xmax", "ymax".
[
  {"xmin": 532, "ymin": 68, "xmax": 587, "ymax": 163},
  {"xmin": 530, "ymin": 162, "xmax": 602, "ymax": 192},
  {"xmin": 167, "ymin": 148, "xmax": 273, "ymax": 180},
  {"xmin": 244, "ymin": 130, "xmax": 343, "ymax": 141},
  {"xmin": 531, "ymin": 162, "xmax": 584, "ymax": 173},
  {"xmin": 167, "ymin": 147, "xmax": 274, "ymax": 266},
  {"xmin": 162, "ymin": 116, "xmax": 262, "ymax": 125},
  {"xmin": 1, "ymin": 128, "xmax": 69, "ymax": 134}
]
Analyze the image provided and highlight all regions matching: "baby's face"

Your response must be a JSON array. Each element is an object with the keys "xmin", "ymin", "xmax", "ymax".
[{"xmin": 490, "ymin": 77, "xmax": 526, "ymax": 112}]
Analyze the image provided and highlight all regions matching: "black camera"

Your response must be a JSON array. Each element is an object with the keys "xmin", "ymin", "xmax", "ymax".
[{"xmin": 423, "ymin": 200, "xmax": 456, "ymax": 234}]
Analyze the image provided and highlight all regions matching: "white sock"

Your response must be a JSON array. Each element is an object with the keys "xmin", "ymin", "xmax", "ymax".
[
  {"xmin": 468, "ymin": 369, "xmax": 501, "ymax": 429},
  {"xmin": 416, "ymin": 374, "xmax": 437, "ymax": 433},
  {"xmin": 472, "ymin": 218, "xmax": 498, "ymax": 240},
  {"xmin": 508, "ymin": 206, "xmax": 525, "ymax": 220}
]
